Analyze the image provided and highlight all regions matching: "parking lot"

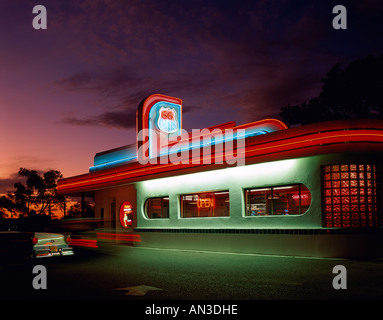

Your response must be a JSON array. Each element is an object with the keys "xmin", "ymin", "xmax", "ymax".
[{"xmin": 1, "ymin": 243, "xmax": 383, "ymax": 302}]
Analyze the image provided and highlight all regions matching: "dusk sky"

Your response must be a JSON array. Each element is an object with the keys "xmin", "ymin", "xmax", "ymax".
[{"xmin": 1, "ymin": 0, "xmax": 383, "ymax": 193}]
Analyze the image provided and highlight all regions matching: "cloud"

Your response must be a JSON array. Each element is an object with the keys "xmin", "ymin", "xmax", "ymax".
[
  {"xmin": 62, "ymin": 107, "xmax": 137, "ymax": 129},
  {"xmin": 56, "ymin": 67, "xmax": 142, "ymax": 96},
  {"xmin": 52, "ymin": 0, "xmax": 383, "ymax": 129},
  {"xmin": 0, "ymin": 177, "xmax": 17, "ymax": 194},
  {"xmin": 62, "ymin": 95, "xmax": 200, "ymax": 130},
  {"xmin": 0, "ymin": 167, "xmax": 58, "ymax": 195},
  {"xmin": 198, "ymin": 1, "xmax": 341, "ymax": 120},
  {"xmin": 56, "ymin": 65, "xmax": 214, "ymax": 129},
  {"xmin": 0, "ymin": 172, "xmax": 25, "ymax": 195}
]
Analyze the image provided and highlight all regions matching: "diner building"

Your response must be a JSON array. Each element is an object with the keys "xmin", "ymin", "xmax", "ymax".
[{"xmin": 57, "ymin": 94, "xmax": 383, "ymax": 258}]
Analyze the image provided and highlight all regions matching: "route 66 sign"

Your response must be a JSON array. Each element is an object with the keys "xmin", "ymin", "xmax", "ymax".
[{"xmin": 157, "ymin": 107, "xmax": 178, "ymax": 134}]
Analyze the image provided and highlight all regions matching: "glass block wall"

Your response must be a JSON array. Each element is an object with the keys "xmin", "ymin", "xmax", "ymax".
[{"xmin": 322, "ymin": 164, "xmax": 378, "ymax": 228}]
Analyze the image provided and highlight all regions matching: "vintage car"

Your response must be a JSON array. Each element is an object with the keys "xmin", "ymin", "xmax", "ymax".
[
  {"xmin": 0, "ymin": 231, "xmax": 74, "ymax": 259},
  {"xmin": 32, "ymin": 232, "xmax": 74, "ymax": 258}
]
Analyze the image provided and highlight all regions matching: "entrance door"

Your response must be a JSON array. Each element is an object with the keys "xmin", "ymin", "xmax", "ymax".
[{"xmin": 110, "ymin": 200, "xmax": 116, "ymax": 230}]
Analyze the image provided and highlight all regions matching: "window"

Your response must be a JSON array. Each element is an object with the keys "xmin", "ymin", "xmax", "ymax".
[
  {"xmin": 245, "ymin": 184, "xmax": 311, "ymax": 216},
  {"xmin": 322, "ymin": 164, "xmax": 378, "ymax": 228},
  {"xmin": 181, "ymin": 191, "xmax": 230, "ymax": 218},
  {"xmin": 145, "ymin": 197, "xmax": 169, "ymax": 219}
]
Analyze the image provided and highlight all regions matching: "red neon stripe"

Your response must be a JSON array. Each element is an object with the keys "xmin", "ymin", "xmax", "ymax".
[
  {"xmin": 57, "ymin": 125, "xmax": 383, "ymax": 193},
  {"xmin": 166, "ymin": 118, "xmax": 286, "ymax": 148}
]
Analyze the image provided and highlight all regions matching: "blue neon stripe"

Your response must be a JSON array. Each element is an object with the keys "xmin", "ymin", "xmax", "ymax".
[{"xmin": 89, "ymin": 129, "xmax": 267, "ymax": 172}]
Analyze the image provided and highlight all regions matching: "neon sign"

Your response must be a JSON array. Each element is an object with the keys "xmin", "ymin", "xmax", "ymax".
[
  {"xmin": 197, "ymin": 197, "xmax": 215, "ymax": 209},
  {"xmin": 119, "ymin": 201, "xmax": 133, "ymax": 228},
  {"xmin": 147, "ymin": 100, "xmax": 182, "ymax": 159},
  {"xmin": 292, "ymin": 193, "xmax": 310, "ymax": 200}
]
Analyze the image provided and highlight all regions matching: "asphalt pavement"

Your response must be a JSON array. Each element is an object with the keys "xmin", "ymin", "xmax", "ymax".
[{"xmin": 1, "ymin": 243, "xmax": 383, "ymax": 303}]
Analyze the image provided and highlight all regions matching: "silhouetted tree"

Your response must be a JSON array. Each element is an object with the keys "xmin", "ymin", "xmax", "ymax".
[
  {"xmin": 18, "ymin": 168, "xmax": 65, "ymax": 215},
  {"xmin": 66, "ymin": 202, "xmax": 94, "ymax": 218},
  {"xmin": 0, "ymin": 195, "xmax": 16, "ymax": 218},
  {"xmin": 0, "ymin": 168, "xmax": 66, "ymax": 218},
  {"xmin": 280, "ymin": 54, "xmax": 383, "ymax": 126}
]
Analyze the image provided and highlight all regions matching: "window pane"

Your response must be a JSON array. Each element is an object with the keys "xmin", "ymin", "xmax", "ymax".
[
  {"xmin": 246, "ymin": 188, "xmax": 272, "ymax": 216},
  {"xmin": 245, "ymin": 184, "xmax": 310, "ymax": 216},
  {"xmin": 300, "ymin": 185, "xmax": 311, "ymax": 214},
  {"xmin": 273, "ymin": 185, "xmax": 301, "ymax": 215},
  {"xmin": 181, "ymin": 191, "xmax": 229, "ymax": 218},
  {"xmin": 145, "ymin": 197, "xmax": 169, "ymax": 218}
]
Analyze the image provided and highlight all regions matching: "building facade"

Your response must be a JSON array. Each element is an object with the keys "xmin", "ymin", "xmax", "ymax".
[{"xmin": 57, "ymin": 94, "xmax": 383, "ymax": 258}]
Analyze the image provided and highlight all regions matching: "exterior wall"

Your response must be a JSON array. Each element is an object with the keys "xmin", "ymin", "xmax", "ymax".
[
  {"xmin": 94, "ymin": 184, "xmax": 137, "ymax": 231},
  {"xmin": 89, "ymin": 151, "xmax": 383, "ymax": 258},
  {"xmin": 136, "ymin": 156, "xmax": 318, "ymax": 229},
  {"xmin": 135, "ymin": 152, "xmax": 383, "ymax": 230},
  {"xmin": 133, "ymin": 231, "xmax": 383, "ymax": 258},
  {"xmin": 56, "ymin": 113, "xmax": 383, "ymax": 257}
]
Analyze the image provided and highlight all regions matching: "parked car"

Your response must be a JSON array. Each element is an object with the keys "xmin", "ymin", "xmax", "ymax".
[
  {"xmin": 31, "ymin": 232, "xmax": 74, "ymax": 258},
  {"xmin": 0, "ymin": 231, "xmax": 74, "ymax": 260}
]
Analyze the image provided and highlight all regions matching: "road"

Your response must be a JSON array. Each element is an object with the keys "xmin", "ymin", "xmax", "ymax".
[{"xmin": 1, "ymin": 243, "xmax": 383, "ymax": 303}]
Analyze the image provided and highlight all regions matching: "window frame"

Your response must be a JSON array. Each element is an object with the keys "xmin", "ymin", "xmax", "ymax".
[
  {"xmin": 144, "ymin": 196, "xmax": 170, "ymax": 219},
  {"xmin": 244, "ymin": 184, "xmax": 311, "ymax": 217},
  {"xmin": 180, "ymin": 190, "xmax": 230, "ymax": 218}
]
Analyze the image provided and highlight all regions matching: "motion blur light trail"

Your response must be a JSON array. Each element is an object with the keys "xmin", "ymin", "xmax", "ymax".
[{"xmin": 70, "ymin": 232, "xmax": 141, "ymax": 249}]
